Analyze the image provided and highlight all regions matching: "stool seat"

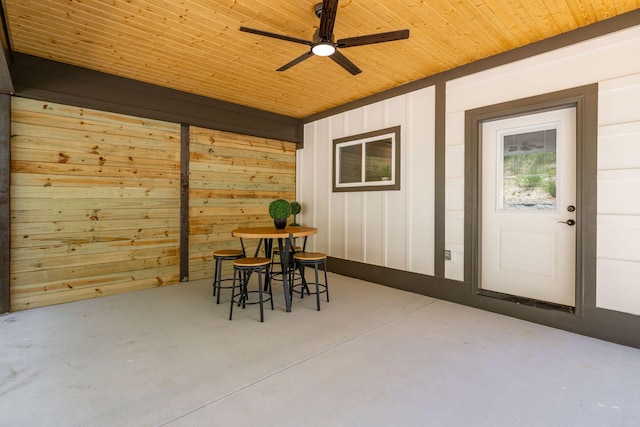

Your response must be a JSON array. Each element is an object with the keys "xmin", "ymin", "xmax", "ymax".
[
  {"xmin": 293, "ymin": 252, "xmax": 327, "ymax": 261},
  {"xmin": 213, "ymin": 249, "xmax": 244, "ymax": 257},
  {"xmin": 234, "ymin": 257, "xmax": 270, "ymax": 267}
]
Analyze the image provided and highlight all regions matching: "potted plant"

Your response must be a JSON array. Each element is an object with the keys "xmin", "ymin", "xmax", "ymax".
[
  {"xmin": 290, "ymin": 201, "xmax": 302, "ymax": 226},
  {"xmin": 269, "ymin": 198, "xmax": 292, "ymax": 229}
]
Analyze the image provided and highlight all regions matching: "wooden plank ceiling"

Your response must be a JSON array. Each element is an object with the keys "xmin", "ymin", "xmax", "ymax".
[{"xmin": 4, "ymin": 0, "xmax": 639, "ymax": 118}]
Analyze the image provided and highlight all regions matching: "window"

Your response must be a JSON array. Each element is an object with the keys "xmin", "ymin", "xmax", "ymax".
[{"xmin": 332, "ymin": 126, "xmax": 401, "ymax": 192}]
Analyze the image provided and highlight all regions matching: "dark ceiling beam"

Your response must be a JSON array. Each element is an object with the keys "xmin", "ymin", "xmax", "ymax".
[{"xmin": 11, "ymin": 53, "xmax": 302, "ymax": 144}]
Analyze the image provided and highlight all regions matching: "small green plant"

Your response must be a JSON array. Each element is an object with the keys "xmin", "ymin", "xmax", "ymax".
[
  {"xmin": 290, "ymin": 201, "xmax": 302, "ymax": 216},
  {"xmin": 290, "ymin": 201, "xmax": 302, "ymax": 226},
  {"xmin": 269, "ymin": 199, "xmax": 292, "ymax": 219}
]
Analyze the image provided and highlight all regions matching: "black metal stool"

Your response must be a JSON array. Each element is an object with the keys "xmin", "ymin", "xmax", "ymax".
[
  {"xmin": 229, "ymin": 257, "xmax": 273, "ymax": 322},
  {"xmin": 212, "ymin": 242, "xmax": 245, "ymax": 304},
  {"xmin": 292, "ymin": 252, "xmax": 329, "ymax": 311}
]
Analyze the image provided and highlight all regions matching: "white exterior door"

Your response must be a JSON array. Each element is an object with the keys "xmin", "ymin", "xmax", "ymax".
[{"xmin": 480, "ymin": 107, "xmax": 576, "ymax": 306}]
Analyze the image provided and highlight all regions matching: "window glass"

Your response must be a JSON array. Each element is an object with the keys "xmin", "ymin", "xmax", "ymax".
[
  {"xmin": 333, "ymin": 126, "xmax": 400, "ymax": 192},
  {"xmin": 501, "ymin": 128, "xmax": 557, "ymax": 211},
  {"xmin": 339, "ymin": 144, "xmax": 362, "ymax": 184}
]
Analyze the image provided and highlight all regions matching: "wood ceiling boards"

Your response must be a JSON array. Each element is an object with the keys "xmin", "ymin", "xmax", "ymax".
[{"xmin": 4, "ymin": 0, "xmax": 640, "ymax": 118}]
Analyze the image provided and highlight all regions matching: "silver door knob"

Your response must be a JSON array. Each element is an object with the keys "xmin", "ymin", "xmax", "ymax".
[{"xmin": 557, "ymin": 219, "xmax": 576, "ymax": 226}]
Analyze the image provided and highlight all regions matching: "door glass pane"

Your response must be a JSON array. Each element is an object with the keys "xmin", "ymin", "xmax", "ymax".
[
  {"xmin": 501, "ymin": 128, "xmax": 557, "ymax": 211},
  {"xmin": 338, "ymin": 144, "xmax": 362, "ymax": 184}
]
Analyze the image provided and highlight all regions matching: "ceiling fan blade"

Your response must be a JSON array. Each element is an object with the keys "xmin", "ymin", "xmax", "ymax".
[
  {"xmin": 240, "ymin": 26, "xmax": 312, "ymax": 46},
  {"xmin": 277, "ymin": 51, "xmax": 314, "ymax": 71},
  {"xmin": 329, "ymin": 50, "xmax": 362, "ymax": 75},
  {"xmin": 318, "ymin": 0, "xmax": 339, "ymax": 40},
  {"xmin": 337, "ymin": 29, "xmax": 410, "ymax": 48}
]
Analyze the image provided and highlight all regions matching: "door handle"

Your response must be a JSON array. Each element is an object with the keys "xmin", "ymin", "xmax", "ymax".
[{"xmin": 557, "ymin": 219, "xmax": 576, "ymax": 226}]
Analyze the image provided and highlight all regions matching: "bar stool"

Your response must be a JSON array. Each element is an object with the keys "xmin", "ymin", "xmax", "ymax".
[
  {"xmin": 212, "ymin": 239, "xmax": 246, "ymax": 304},
  {"xmin": 292, "ymin": 252, "xmax": 329, "ymax": 311},
  {"xmin": 229, "ymin": 257, "xmax": 273, "ymax": 322}
]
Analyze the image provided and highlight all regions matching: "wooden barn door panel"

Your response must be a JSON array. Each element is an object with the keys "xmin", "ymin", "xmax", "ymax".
[
  {"xmin": 187, "ymin": 127, "xmax": 296, "ymax": 281},
  {"xmin": 10, "ymin": 98, "xmax": 181, "ymax": 310}
]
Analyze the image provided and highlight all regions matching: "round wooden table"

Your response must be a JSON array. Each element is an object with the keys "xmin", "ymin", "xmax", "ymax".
[
  {"xmin": 232, "ymin": 226, "xmax": 317, "ymax": 239},
  {"xmin": 232, "ymin": 226, "xmax": 317, "ymax": 312}
]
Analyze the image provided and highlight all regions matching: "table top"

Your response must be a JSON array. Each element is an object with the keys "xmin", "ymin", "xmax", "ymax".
[{"xmin": 232, "ymin": 225, "xmax": 317, "ymax": 239}]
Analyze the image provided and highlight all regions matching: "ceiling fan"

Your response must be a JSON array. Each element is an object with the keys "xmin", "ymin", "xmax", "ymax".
[{"xmin": 239, "ymin": 0, "xmax": 410, "ymax": 75}]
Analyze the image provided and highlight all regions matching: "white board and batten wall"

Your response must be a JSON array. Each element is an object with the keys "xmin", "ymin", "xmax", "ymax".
[
  {"xmin": 299, "ymin": 87, "xmax": 436, "ymax": 276},
  {"xmin": 299, "ymin": 24, "xmax": 640, "ymax": 317}
]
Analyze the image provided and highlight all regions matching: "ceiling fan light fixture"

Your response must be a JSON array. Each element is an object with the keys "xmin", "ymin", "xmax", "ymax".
[{"xmin": 312, "ymin": 42, "xmax": 336, "ymax": 56}]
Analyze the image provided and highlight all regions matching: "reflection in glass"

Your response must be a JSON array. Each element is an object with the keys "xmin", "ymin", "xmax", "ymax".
[
  {"xmin": 365, "ymin": 139, "xmax": 393, "ymax": 182},
  {"xmin": 502, "ymin": 129, "xmax": 557, "ymax": 210},
  {"xmin": 339, "ymin": 144, "xmax": 362, "ymax": 184}
]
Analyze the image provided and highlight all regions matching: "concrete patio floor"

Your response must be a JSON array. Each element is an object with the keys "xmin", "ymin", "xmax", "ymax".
[{"xmin": 2, "ymin": 273, "xmax": 639, "ymax": 426}]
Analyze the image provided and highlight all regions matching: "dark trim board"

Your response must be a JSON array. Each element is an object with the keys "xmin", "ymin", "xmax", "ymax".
[
  {"xmin": 0, "ymin": 93, "xmax": 9, "ymax": 313},
  {"xmin": 327, "ymin": 257, "xmax": 640, "ymax": 349},
  {"xmin": 433, "ymin": 82, "xmax": 446, "ymax": 278},
  {"xmin": 11, "ymin": 53, "xmax": 302, "ymax": 145},
  {"xmin": 180, "ymin": 124, "xmax": 190, "ymax": 282}
]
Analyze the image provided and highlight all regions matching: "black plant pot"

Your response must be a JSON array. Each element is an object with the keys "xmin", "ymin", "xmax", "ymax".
[{"xmin": 274, "ymin": 218, "xmax": 287, "ymax": 229}]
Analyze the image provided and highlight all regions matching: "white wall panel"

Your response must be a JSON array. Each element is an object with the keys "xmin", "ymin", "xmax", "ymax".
[
  {"xmin": 326, "ymin": 115, "xmax": 345, "ymax": 258},
  {"xmin": 597, "ymin": 258, "xmax": 640, "ymax": 316},
  {"xmin": 361, "ymin": 100, "xmax": 389, "ymax": 266},
  {"xmin": 598, "ymin": 122, "xmax": 640, "ymax": 171},
  {"xmin": 407, "ymin": 88, "xmax": 435, "ymax": 275},
  {"xmin": 447, "ymin": 26, "xmax": 640, "ymax": 113},
  {"xmin": 386, "ymin": 188, "xmax": 408, "ymax": 269},
  {"xmin": 445, "ymin": 145, "xmax": 465, "ymax": 179},
  {"xmin": 599, "ymin": 73, "xmax": 640, "ymax": 126},
  {"xmin": 385, "ymin": 96, "xmax": 409, "ymax": 270},
  {"xmin": 443, "ymin": 110, "xmax": 466, "ymax": 279},
  {"xmin": 596, "ymin": 72, "xmax": 640, "ymax": 315},
  {"xmin": 300, "ymin": 88, "xmax": 435, "ymax": 275},
  {"xmin": 364, "ymin": 192, "xmax": 384, "ymax": 265},
  {"xmin": 597, "ymin": 215, "xmax": 640, "ymax": 262},
  {"xmin": 598, "ymin": 170, "xmax": 640, "ymax": 215},
  {"xmin": 445, "ymin": 242, "xmax": 465, "ymax": 280},
  {"xmin": 345, "ymin": 193, "xmax": 365, "ymax": 262}
]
